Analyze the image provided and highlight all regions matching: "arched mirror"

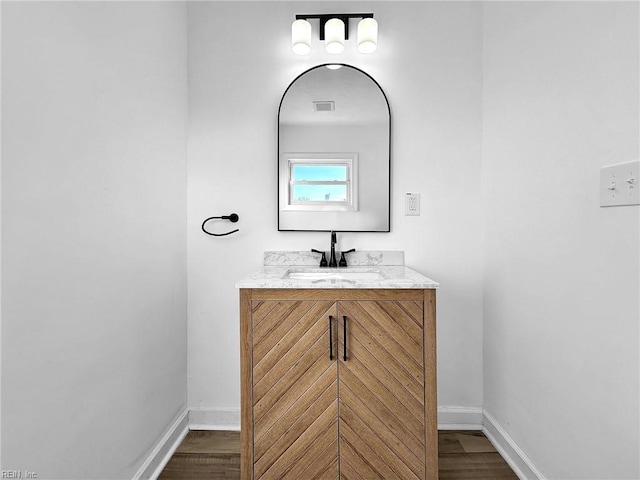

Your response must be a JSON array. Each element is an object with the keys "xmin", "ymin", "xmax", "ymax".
[{"xmin": 278, "ymin": 64, "xmax": 390, "ymax": 232}]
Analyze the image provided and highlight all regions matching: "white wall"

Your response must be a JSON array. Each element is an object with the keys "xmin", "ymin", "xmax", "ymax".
[
  {"xmin": 8, "ymin": 3, "xmax": 633, "ymax": 479},
  {"xmin": 482, "ymin": 2, "xmax": 639, "ymax": 479},
  {"xmin": 187, "ymin": 1, "xmax": 483, "ymax": 427},
  {"xmin": 1, "ymin": 3, "xmax": 188, "ymax": 479}
]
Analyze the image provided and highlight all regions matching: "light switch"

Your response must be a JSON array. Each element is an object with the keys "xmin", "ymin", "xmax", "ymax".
[{"xmin": 600, "ymin": 160, "xmax": 640, "ymax": 207}]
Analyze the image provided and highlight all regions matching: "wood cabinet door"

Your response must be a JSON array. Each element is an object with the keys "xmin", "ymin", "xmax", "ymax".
[
  {"xmin": 337, "ymin": 300, "xmax": 426, "ymax": 480},
  {"xmin": 251, "ymin": 300, "xmax": 339, "ymax": 479}
]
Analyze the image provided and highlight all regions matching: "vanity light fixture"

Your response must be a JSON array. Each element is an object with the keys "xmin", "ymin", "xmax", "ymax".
[
  {"xmin": 324, "ymin": 18, "xmax": 345, "ymax": 54},
  {"xmin": 291, "ymin": 13, "xmax": 377, "ymax": 55},
  {"xmin": 357, "ymin": 17, "xmax": 378, "ymax": 54},
  {"xmin": 291, "ymin": 19, "xmax": 312, "ymax": 55}
]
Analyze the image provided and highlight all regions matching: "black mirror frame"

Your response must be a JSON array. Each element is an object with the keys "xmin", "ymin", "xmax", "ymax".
[{"xmin": 277, "ymin": 63, "xmax": 391, "ymax": 232}]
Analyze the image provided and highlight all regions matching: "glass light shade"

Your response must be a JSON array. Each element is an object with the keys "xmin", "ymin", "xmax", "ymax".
[
  {"xmin": 291, "ymin": 19, "xmax": 311, "ymax": 55},
  {"xmin": 357, "ymin": 17, "xmax": 378, "ymax": 54},
  {"xmin": 324, "ymin": 18, "xmax": 345, "ymax": 54}
]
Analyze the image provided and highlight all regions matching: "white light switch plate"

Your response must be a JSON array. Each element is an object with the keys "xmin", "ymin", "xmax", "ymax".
[
  {"xmin": 405, "ymin": 193, "xmax": 420, "ymax": 216},
  {"xmin": 600, "ymin": 160, "xmax": 640, "ymax": 207}
]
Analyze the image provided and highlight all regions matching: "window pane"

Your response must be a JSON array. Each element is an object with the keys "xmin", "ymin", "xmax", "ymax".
[
  {"xmin": 292, "ymin": 184, "xmax": 347, "ymax": 202},
  {"xmin": 292, "ymin": 164, "xmax": 347, "ymax": 182}
]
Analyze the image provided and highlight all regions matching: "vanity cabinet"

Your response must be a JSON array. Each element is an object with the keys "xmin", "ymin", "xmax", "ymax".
[{"xmin": 239, "ymin": 289, "xmax": 437, "ymax": 480}]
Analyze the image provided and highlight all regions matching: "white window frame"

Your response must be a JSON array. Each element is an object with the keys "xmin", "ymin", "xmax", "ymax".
[{"xmin": 279, "ymin": 153, "xmax": 359, "ymax": 212}]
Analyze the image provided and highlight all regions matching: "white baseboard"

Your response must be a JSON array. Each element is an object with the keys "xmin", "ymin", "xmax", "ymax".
[
  {"xmin": 482, "ymin": 410, "xmax": 545, "ymax": 480},
  {"xmin": 133, "ymin": 408, "xmax": 189, "ymax": 480},
  {"xmin": 437, "ymin": 406, "xmax": 483, "ymax": 430},
  {"xmin": 189, "ymin": 407, "xmax": 241, "ymax": 431}
]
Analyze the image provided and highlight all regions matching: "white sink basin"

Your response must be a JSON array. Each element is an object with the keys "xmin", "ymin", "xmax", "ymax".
[{"xmin": 283, "ymin": 268, "xmax": 386, "ymax": 281}]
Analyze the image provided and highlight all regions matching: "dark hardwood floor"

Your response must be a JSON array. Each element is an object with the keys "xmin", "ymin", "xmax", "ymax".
[{"xmin": 159, "ymin": 430, "xmax": 518, "ymax": 479}]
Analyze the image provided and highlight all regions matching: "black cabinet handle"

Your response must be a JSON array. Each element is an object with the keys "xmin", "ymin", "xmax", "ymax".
[
  {"xmin": 343, "ymin": 316, "xmax": 348, "ymax": 361},
  {"xmin": 329, "ymin": 316, "xmax": 334, "ymax": 360}
]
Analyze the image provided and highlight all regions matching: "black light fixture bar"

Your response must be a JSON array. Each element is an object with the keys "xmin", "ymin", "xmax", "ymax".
[{"xmin": 295, "ymin": 13, "xmax": 374, "ymax": 40}]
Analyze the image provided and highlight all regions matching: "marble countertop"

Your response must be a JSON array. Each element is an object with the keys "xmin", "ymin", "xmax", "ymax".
[{"xmin": 235, "ymin": 265, "xmax": 439, "ymax": 289}]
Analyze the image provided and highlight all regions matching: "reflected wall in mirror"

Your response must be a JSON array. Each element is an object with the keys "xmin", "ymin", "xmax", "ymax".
[{"xmin": 278, "ymin": 64, "xmax": 390, "ymax": 232}]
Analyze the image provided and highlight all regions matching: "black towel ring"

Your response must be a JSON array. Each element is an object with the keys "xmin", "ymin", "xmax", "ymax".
[{"xmin": 201, "ymin": 213, "xmax": 239, "ymax": 237}]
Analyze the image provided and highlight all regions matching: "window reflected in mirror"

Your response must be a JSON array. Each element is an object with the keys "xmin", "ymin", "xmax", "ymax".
[{"xmin": 282, "ymin": 153, "xmax": 358, "ymax": 212}]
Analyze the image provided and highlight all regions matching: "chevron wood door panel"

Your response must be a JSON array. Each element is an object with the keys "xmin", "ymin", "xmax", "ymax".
[
  {"xmin": 251, "ymin": 300, "xmax": 339, "ymax": 480},
  {"xmin": 337, "ymin": 300, "xmax": 426, "ymax": 480}
]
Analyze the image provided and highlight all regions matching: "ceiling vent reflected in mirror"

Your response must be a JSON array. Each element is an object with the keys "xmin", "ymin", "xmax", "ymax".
[{"xmin": 313, "ymin": 101, "xmax": 335, "ymax": 112}]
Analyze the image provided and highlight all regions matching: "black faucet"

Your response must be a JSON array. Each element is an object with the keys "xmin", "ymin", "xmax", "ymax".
[
  {"xmin": 329, "ymin": 231, "xmax": 338, "ymax": 267},
  {"xmin": 339, "ymin": 248, "xmax": 356, "ymax": 267},
  {"xmin": 312, "ymin": 232, "xmax": 355, "ymax": 268},
  {"xmin": 311, "ymin": 249, "xmax": 328, "ymax": 267}
]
